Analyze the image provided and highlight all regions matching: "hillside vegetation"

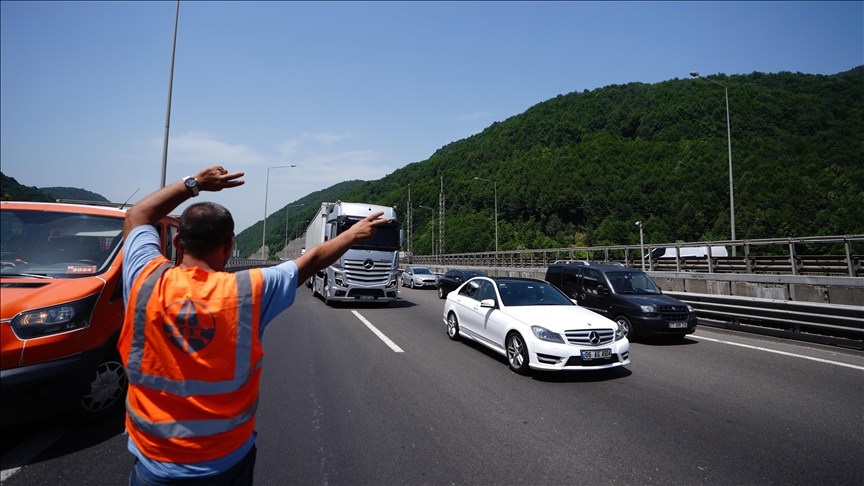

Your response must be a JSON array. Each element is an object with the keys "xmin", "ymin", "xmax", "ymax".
[{"xmin": 331, "ymin": 67, "xmax": 863, "ymax": 256}]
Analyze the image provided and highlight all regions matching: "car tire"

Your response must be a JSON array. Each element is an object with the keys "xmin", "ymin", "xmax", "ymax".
[
  {"xmin": 616, "ymin": 316, "xmax": 636, "ymax": 341},
  {"xmin": 506, "ymin": 332, "xmax": 531, "ymax": 375},
  {"xmin": 409, "ymin": 279, "xmax": 414, "ymax": 289},
  {"xmin": 446, "ymin": 312, "xmax": 460, "ymax": 341},
  {"xmin": 69, "ymin": 348, "xmax": 128, "ymax": 425},
  {"xmin": 438, "ymin": 286, "xmax": 445, "ymax": 299}
]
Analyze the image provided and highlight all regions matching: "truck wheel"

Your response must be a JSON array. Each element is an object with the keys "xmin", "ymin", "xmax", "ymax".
[{"xmin": 323, "ymin": 276, "xmax": 331, "ymax": 306}]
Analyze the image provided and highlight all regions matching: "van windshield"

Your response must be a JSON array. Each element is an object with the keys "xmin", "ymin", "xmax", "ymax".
[
  {"xmin": 0, "ymin": 209, "xmax": 124, "ymax": 278},
  {"xmin": 605, "ymin": 271, "xmax": 662, "ymax": 295}
]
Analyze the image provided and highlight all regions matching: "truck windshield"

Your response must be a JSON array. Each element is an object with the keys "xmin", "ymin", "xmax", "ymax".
[
  {"xmin": 334, "ymin": 216, "xmax": 401, "ymax": 252},
  {"xmin": 605, "ymin": 270, "xmax": 662, "ymax": 294},
  {"xmin": 1, "ymin": 209, "xmax": 124, "ymax": 278}
]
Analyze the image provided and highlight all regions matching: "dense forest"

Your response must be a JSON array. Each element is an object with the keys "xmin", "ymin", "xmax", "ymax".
[{"xmin": 261, "ymin": 67, "xmax": 860, "ymax": 258}]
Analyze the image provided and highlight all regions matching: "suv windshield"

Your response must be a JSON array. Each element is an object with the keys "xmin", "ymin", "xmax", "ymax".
[
  {"xmin": 1, "ymin": 209, "xmax": 124, "ymax": 278},
  {"xmin": 606, "ymin": 270, "xmax": 661, "ymax": 294}
]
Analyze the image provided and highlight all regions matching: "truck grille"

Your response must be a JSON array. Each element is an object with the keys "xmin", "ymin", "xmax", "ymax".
[
  {"xmin": 344, "ymin": 259, "xmax": 391, "ymax": 285},
  {"xmin": 564, "ymin": 329, "xmax": 615, "ymax": 346}
]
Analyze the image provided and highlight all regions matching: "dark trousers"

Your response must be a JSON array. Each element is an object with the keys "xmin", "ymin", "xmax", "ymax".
[{"xmin": 129, "ymin": 445, "xmax": 257, "ymax": 486}]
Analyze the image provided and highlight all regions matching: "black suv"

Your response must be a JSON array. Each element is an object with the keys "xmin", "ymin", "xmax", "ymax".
[{"xmin": 544, "ymin": 261, "xmax": 696, "ymax": 340}]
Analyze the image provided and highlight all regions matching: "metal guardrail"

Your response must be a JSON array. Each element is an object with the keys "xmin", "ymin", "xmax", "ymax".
[
  {"xmin": 667, "ymin": 291, "xmax": 864, "ymax": 350},
  {"xmin": 408, "ymin": 234, "xmax": 864, "ymax": 277},
  {"xmin": 225, "ymin": 259, "xmax": 278, "ymax": 272}
]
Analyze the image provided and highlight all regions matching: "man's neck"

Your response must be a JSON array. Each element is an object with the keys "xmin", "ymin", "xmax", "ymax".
[{"xmin": 178, "ymin": 255, "xmax": 224, "ymax": 273}]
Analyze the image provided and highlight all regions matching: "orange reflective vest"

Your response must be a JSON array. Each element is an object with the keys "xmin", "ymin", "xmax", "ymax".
[{"xmin": 118, "ymin": 258, "xmax": 265, "ymax": 464}]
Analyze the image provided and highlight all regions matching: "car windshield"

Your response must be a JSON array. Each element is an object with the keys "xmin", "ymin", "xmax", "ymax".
[
  {"xmin": 1, "ymin": 209, "xmax": 124, "ymax": 278},
  {"xmin": 606, "ymin": 270, "xmax": 662, "ymax": 294},
  {"xmin": 413, "ymin": 267, "xmax": 432, "ymax": 275},
  {"xmin": 497, "ymin": 281, "xmax": 573, "ymax": 306}
]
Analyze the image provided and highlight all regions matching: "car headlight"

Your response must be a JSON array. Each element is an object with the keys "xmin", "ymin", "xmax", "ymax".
[
  {"xmin": 11, "ymin": 293, "xmax": 99, "ymax": 339},
  {"xmin": 614, "ymin": 322, "xmax": 625, "ymax": 341},
  {"xmin": 640, "ymin": 304, "xmax": 657, "ymax": 314},
  {"xmin": 531, "ymin": 325, "xmax": 565, "ymax": 344}
]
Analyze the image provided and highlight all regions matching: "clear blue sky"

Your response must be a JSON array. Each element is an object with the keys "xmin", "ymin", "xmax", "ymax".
[{"xmin": 2, "ymin": 1, "xmax": 862, "ymax": 233}]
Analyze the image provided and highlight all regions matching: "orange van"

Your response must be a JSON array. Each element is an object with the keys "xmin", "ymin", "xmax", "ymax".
[{"xmin": 0, "ymin": 201, "xmax": 179, "ymax": 426}]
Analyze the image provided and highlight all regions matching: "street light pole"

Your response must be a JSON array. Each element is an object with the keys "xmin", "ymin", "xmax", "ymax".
[
  {"xmin": 636, "ymin": 221, "xmax": 645, "ymax": 271},
  {"xmin": 473, "ymin": 177, "xmax": 498, "ymax": 253},
  {"xmin": 263, "ymin": 165, "xmax": 296, "ymax": 259},
  {"xmin": 690, "ymin": 71, "xmax": 736, "ymax": 254}
]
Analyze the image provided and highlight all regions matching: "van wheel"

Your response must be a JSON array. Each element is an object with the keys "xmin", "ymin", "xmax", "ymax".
[
  {"xmin": 616, "ymin": 316, "xmax": 636, "ymax": 341},
  {"xmin": 70, "ymin": 349, "xmax": 128, "ymax": 425}
]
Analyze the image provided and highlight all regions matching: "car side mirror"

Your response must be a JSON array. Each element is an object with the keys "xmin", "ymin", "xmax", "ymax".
[
  {"xmin": 597, "ymin": 284, "xmax": 609, "ymax": 295},
  {"xmin": 480, "ymin": 299, "xmax": 496, "ymax": 309}
]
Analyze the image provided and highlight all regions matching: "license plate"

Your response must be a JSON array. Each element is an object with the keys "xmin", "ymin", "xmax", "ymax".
[
  {"xmin": 357, "ymin": 295, "xmax": 377, "ymax": 300},
  {"xmin": 668, "ymin": 321, "xmax": 688, "ymax": 328},
  {"xmin": 581, "ymin": 349, "xmax": 611, "ymax": 360}
]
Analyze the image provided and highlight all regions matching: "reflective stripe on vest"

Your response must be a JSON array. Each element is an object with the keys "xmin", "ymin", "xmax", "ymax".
[
  {"xmin": 127, "ymin": 399, "xmax": 259, "ymax": 439},
  {"xmin": 126, "ymin": 266, "xmax": 261, "ymax": 397}
]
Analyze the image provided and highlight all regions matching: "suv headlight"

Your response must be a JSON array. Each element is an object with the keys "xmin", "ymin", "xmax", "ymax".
[
  {"xmin": 11, "ymin": 293, "xmax": 99, "ymax": 339},
  {"xmin": 640, "ymin": 304, "xmax": 657, "ymax": 314},
  {"xmin": 531, "ymin": 325, "xmax": 564, "ymax": 344}
]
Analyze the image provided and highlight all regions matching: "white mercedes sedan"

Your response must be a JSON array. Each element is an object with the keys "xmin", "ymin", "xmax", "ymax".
[{"xmin": 442, "ymin": 277, "xmax": 630, "ymax": 374}]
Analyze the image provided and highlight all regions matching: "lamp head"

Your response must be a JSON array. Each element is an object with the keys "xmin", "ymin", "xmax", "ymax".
[{"xmin": 689, "ymin": 72, "xmax": 699, "ymax": 77}]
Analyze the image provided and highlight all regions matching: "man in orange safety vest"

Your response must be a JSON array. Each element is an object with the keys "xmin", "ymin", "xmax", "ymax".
[{"xmin": 119, "ymin": 165, "xmax": 387, "ymax": 485}]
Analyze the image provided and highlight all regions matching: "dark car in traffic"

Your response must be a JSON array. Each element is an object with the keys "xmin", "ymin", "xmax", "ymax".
[
  {"xmin": 544, "ymin": 260, "xmax": 696, "ymax": 340},
  {"xmin": 437, "ymin": 269, "xmax": 487, "ymax": 299}
]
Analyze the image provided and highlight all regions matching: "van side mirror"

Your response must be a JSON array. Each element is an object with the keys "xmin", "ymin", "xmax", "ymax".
[{"xmin": 597, "ymin": 284, "xmax": 609, "ymax": 295}]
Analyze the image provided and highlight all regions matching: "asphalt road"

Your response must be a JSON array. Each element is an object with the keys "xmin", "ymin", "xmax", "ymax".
[{"xmin": 2, "ymin": 285, "xmax": 863, "ymax": 485}]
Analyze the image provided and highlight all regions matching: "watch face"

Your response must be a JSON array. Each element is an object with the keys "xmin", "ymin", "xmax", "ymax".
[{"xmin": 185, "ymin": 178, "xmax": 196, "ymax": 188}]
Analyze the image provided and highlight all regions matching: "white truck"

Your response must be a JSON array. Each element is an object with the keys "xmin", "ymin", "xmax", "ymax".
[{"xmin": 305, "ymin": 201, "xmax": 402, "ymax": 305}]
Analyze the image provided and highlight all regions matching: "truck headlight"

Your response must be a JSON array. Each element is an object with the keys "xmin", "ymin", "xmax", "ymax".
[
  {"xmin": 334, "ymin": 273, "xmax": 345, "ymax": 287},
  {"xmin": 11, "ymin": 294, "xmax": 99, "ymax": 339},
  {"xmin": 531, "ymin": 325, "xmax": 564, "ymax": 344},
  {"xmin": 386, "ymin": 275, "xmax": 397, "ymax": 288}
]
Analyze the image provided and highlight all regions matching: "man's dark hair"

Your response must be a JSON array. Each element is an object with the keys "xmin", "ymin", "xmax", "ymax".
[{"xmin": 177, "ymin": 202, "xmax": 234, "ymax": 257}]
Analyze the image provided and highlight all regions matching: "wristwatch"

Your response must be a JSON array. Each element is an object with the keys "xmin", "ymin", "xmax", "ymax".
[{"xmin": 183, "ymin": 176, "xmax": 200, "ymax": 197}]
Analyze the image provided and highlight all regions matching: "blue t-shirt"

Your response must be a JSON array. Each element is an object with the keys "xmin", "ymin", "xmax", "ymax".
[{"xmin": 122, "ymin": 225, "xmax": 299, "ymax": 479}]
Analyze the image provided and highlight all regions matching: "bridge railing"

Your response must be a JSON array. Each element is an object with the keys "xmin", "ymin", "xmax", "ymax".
[{"xmin": 408, "ymin": 234, "xmax": 864, "ymax": 277}]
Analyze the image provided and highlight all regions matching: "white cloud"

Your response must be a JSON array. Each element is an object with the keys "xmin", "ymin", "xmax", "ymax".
[{"xmin": 152, "ymin": 131, "xmax": 267, "ymax": 167}]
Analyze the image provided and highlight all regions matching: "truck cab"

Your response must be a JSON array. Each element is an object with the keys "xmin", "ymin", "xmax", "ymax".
[{"xmin": 307, "ymin": 202, "xmax": 402, "ymax": 305}]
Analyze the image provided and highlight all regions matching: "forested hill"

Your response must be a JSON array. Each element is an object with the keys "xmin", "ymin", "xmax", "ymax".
[{"xmin": 336, "ymin": 67, "xmax": 864, "ymax": 255}]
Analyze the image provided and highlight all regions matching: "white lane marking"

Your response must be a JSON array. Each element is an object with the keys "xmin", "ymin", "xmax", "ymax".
[
  {"xmin": 352, "ymin": 311, "xmax": 404, "ymax": 353},
  {"xmin": 692, "ymin": 334, "xmax": 864, "ymax": 371},
  {"xmin": 1, "ymin": 426, "xmax": 70, "ymax": 482}
]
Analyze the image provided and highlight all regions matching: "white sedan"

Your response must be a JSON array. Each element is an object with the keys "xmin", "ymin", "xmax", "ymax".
[{"xmin": 442, "ymin": 277, "xmax": 630, "ymax": 374}]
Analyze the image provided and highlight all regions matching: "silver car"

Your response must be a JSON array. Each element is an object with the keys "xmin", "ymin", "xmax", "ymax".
[{"xmin": 401, "ymin": 266, "xmax": 438, "ymax": 289}]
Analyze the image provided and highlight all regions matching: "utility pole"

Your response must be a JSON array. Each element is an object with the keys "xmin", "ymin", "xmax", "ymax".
[
  {"xmin": 406, "ymin": 184, "xmax": 412, "ymax": 261},
  {"xmin": 439, "ymin": 177, "xmax": 445, "ymax": 262}
]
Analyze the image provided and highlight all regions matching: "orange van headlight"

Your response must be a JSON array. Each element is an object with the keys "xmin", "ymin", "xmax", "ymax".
[{"xmin": 10, "ymin": 294, "xmax": 99, "ymax": 339}]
